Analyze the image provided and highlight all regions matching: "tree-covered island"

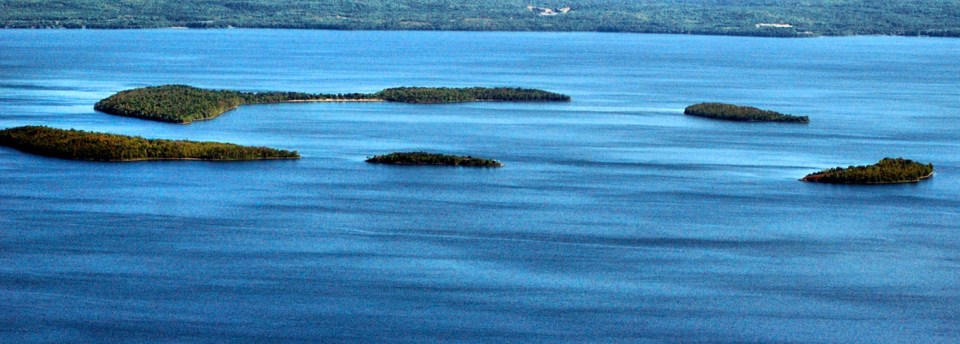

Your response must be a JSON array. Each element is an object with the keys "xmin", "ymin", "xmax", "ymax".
[
  {"xmin": 374, "ymin": 87, "xmax": 570, "ymax": 103},
  {"xmin": 684, "ymin": 103, "xmax": 810, "ymax": 123},
  {"xmin": 95, "ymin": 85, "xmax": 570, "ymax": 123},
  {"xmin": 366, "ymin": 152, "xmax": 503, "ymax": 167},
  {"xmin": 0, "ymin": 126, "xmax": 299, "ymax": 161},
  {"xmin": 94, "ymin": 85, "xmax": 374, "ymax": 124},
  {"xmin": 801, "ymin": 158, "xmax": 933, "ymax": 184}
]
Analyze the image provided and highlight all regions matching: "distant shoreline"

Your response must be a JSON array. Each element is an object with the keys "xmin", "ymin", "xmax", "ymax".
[
  {"xmin": 0, "ymin": 26, "xmax": 960, "ymax": 39},
  {"xmin": 5, "ymin": 27, "xmax": 954, "ymax": 39},
  {"xmin": 6, "ymin": 0, "xmax": 958, "ymax": 39},
  {"xmin": 1, "ymin": 27, "xmax": 956, "ymax": 39}
]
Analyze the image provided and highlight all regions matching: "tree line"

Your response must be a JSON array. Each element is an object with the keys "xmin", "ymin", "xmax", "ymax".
[{"xmin": 2, "ymin": 0, "xmax": 959, "ymax": 37}]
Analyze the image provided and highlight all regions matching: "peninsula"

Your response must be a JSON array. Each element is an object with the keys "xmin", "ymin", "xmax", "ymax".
[
  {"xmin": 684, "ymin": 103, "xmax": 809, "ymax": 123},
  {"xmin": 801, "ymin": 158, "xmax": 933, "ymax": 184},
  {"xmin": 366, "ymin": 152, "xmax": 503, "ymax": 167},
  {"xmin": 0, "ymin": 126, "xmax": 300, "ymax": 162},
  {"xmin": 95, "ymin": 85, "xmax": 570, "ymax": 123}
]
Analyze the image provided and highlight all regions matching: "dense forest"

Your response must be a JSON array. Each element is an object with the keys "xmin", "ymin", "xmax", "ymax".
[
  {"xmin": 375, "ymin": 87, "xmax": 570, "ymax": 104},
  {"xmin": 2, "ymin": 0, "xmax": 959, "ymax": 37},
  {"xmin": 95, "ymin": 85, "xmax": 569, "ymax": 123},
  {"xmin": 801, "ymin": 158, "xmax": 934, "ymax": 184},
  {"xmin": 366, "ymin": 152, "xmax": 503, "ymax": 167},
  {"xmin": 684, "ymin": 103, "xmax": 809, "ymax": 123},
  {"xmin": 94, "ymin": 85, "xmax": 360, "ymax": 123},
  {"xmin": 0, "ymin": 126, "xmax": 300, "ymax": 161}
]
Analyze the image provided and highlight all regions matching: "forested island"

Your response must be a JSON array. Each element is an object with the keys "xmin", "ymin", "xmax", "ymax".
[
  {"xmin": 94, "ymin": 85, "xmax": 373, "ymax": 123},
  {"xmin": 3, "ymin": 0, "xmax": 959, "ymax": 37},
  {"xmin": 95, "ymin": 85, "xmax": 569, "ymax": 123},
  {"xmin": 375, "ymin": 87, "xmax": 570, "ymax": 104},
  {"xmin": 684, "ymin": 103, "xmax": 809, "ymax": 123},
  {"xmin": 0, "ymin": 126, "xmax": 299, "ymax": 161},
  {"xmin": 366, "ymin": 152, "xmax": 503, "ymax": 167},
  {"xmin": 801, "ymin": 158, "xmax": 933, "ymax": 184}
]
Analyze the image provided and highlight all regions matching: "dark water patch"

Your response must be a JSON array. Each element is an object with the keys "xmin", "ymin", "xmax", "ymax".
[
  {"xmin": 342, "ymin": 227, "xmax": 819, "ymax": 252},
  {"xmin": 0, "ymin": 82, "xmax": 94, "ymax": 92}
]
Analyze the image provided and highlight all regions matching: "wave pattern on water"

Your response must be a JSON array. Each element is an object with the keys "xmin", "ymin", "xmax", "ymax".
[{"xmin": 1, "ymin": 30, "xmax": 959, "ymax": 343}]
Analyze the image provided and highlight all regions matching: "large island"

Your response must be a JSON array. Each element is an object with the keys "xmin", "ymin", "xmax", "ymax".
[
  {"xmin": 801, "ymin": 158, "xmax": 933, "ymax": 184},
  {"xmin": 366, "ymin": 152, "xmax": 503, "ymax": 167},
  {"xmin": 94, "ymin": 85, "xmax": 375, "ymax": 124},
  {"xmin": 0, "ymin": 126, "xmax": 299, "ymax": 161},
  {"xmin": 95, "ymin": 85, "xmax": 570, "ymax": 123},
  {"xmin": 684, "ymin": 103, "xmax": 809, "ymax": 123}
]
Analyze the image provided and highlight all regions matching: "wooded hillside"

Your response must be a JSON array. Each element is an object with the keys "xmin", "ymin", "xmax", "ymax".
[{"xmin": 3, "ymin": 0, "xmax": 959, "ymax": 37}]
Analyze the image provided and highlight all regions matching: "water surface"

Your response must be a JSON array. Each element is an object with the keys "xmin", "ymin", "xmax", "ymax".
[{"xmin": 1, "ymin": 30, "xmax": 958, "ymax": 343}]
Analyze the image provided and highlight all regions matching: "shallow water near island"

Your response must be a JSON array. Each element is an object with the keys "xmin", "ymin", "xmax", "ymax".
[{"xmin": 1, "ymin": 30, "xmax": 959, "ymax": 342}]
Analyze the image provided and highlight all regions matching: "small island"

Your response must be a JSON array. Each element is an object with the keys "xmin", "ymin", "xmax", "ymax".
[
  {"xmin": 95, "ymin": 85, "xmax": 570, "ymax": 124},
  {"xmin": 684, "ymin": 103, "xmax": 809, "ymax": 123},
  {"xmin": 366, "ymin": 152, "xmax": 503, "ymax": 167},
  {"xmin": 0, "ymin": 126, "xmax": 299, "ymax": 162},
  {"xmin": 801, "ymin": 158, "xmax": 933, "ymax": 184}
]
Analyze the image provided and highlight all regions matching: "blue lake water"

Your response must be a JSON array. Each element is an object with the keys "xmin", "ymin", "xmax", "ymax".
[{"xmin": 1, "ymin": 29, "xmax": 958, "ymax": 342}]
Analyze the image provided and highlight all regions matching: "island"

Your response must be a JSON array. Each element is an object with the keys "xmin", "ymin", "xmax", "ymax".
[
  {"xmin": 0, "ymin": 126, "xmax": 300, "ymax": 162},
  {"xmin": 95, "ymin": 85, "xmax": 570, "ymax": 124},
  {"xmin": 366, "ymin": 152, "xmax": 503, "ymax": 167},
  {"xmin": 374, "ymin": 87, "xmax": 570, "ymax": 104},
  {"xmin": 801, "ymin": 158, "xmax": 933, "ymax": 184},
  {"xmin": 684, "ymin": 103, "xmax": 809, "ymax": 123},
  {"xmin": 94, "ymin": 85, "xmax": 375, "ymax": 124}
]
